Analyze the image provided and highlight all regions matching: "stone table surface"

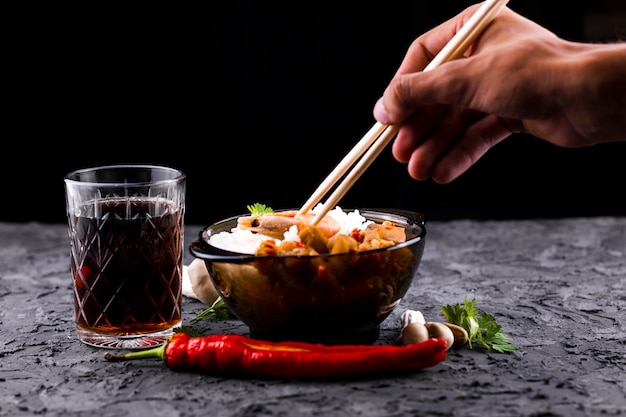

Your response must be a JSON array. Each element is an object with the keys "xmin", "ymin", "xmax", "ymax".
[{"xmin": 1, "ymin": 218, "xmax": 624, "ymax": 417}]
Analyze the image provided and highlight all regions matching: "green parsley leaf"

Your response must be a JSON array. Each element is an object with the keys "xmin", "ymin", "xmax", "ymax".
[
  {"xmin": 247, "ymin": 203, "xmax": 273, "ymax": 216},
  {"xmin": 441, "ymin": 297, "xmax": 516, "ymax": 353},
  {"xmin": 191, "ymin": 296, "xmax": 234, "ymax": 322},
  {"xmin": 174, "ymin": 326, "xmax": 201, "ymax": 337}
]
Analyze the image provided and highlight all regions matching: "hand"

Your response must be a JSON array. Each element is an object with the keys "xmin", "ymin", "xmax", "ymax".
[{"xmin": 374, "ymin": 4, "xmax": 626, "ymax": 183}]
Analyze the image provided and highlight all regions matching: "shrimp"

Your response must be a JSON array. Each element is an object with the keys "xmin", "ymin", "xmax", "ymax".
[{"xmin": 237, "ymin": 210, "xmax": 341, "ymax": 240}]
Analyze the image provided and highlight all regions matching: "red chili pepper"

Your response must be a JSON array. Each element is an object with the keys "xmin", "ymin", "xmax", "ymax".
[{"xmin": 105, "ymin": 333, "xmax": 447, "ymax": 378}]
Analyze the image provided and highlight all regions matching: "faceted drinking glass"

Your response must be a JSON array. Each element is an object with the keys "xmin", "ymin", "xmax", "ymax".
[{"xmin": 64, "ymin": 165, "xmax": 185, "ymax": 349}]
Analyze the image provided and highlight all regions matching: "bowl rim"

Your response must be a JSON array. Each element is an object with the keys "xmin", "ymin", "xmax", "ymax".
[{"xmin": 189, "ymin": 207, "xmax": 426, "ymax": 263}]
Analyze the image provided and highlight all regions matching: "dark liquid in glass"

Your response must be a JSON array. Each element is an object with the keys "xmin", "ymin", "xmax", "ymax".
[{"xmin": 69, "ymin": 198, "xmax": 183, "ymax": 336}]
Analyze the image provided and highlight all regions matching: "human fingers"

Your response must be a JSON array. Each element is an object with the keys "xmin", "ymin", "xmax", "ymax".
[
  {"xmin": 394, "ymin": 105, "xmax": 484, "ymax": 181},
  {"xmin": 388, "ymin": 100, "xmax": 447, "ymax": 163},
  {"xmin": 422, "ymin": 114, "xmax": 514, "ymax": 184}
]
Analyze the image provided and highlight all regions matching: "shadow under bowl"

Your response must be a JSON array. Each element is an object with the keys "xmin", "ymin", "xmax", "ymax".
[{"xmin": 190, "ymin": 208, "xmax": 426, "ymax": 345}]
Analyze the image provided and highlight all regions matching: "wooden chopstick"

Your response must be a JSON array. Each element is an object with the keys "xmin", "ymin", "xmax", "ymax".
[
  {"xmin": 304, "ymin": 124, "xmax": 399, "ymax": 223},
  {"xmin": 423, "ymin": 0, "xmax": 510, "ymax": 70},
  {"xmin": 295, "ymin": 121, "xmax": 388, "ymax": 218},
  {"xmin": 301, "ymin": 0, "xmax": 510, "ymax": 225}
]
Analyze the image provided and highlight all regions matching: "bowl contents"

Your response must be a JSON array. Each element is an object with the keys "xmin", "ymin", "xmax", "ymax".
[
  {"xmin": 209, "ymin": 204, "xmax": 406, "ymax": 256},
  {"xmin": 190, "ymin": 206, "xmax": 426, "ymax": 344}
]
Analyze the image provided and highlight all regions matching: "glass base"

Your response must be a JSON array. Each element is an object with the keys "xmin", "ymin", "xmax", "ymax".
[{"xmin": 77, "ymin": 327, "xmax": 178, "ymax": 350}]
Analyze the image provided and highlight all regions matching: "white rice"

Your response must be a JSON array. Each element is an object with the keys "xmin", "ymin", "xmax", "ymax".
[
  {"xmin": 320, "ymin": 205, "xmax": 373, "ymax": 235},
  {"xmin": 208, "ymin": 228, "xmax": 273, "ymax": 255},
  {"xmin": 208, "ymin": 205, "xmax": 372, "ymax": 254}
]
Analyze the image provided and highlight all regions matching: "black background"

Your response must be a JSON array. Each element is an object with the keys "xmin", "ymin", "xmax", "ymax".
[{"xmin": 5, "ymin": 1, "xmax": 625, "ymax": 225}]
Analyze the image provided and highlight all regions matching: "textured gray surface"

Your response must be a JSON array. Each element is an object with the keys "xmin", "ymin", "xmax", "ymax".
[{"xmin": 1, "ymin": 219, "xmax": 625, "ymax": 417}]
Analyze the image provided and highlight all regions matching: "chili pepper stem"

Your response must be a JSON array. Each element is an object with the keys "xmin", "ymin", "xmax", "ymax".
[{"xmin": 104, "ymin": 344, "xmax": 166, "ymax": 362}]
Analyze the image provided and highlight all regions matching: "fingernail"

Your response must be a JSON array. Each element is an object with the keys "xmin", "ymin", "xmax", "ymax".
[{"xmin": 373, "ymin": 98, "xmax": 390, "ymax": 124}]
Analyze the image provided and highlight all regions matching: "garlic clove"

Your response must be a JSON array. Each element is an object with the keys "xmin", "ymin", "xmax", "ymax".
[
  {"xmin": 424, "ymin": 322, "xmax": 455, "ymax": 351},
  {"xmin": 397, "ymin": 322, "xmax": 430, "ymax": 346},
  {"xmin": 441, "ymin": 322, "xmax": 469, "ymax": 348},
  {"xmin": 400, "ymin": 309, "xmax": 426, "ymax": 329},
  {"xmin": 187, "ymin": 258, "xmax": 220, "ymax": 305}
]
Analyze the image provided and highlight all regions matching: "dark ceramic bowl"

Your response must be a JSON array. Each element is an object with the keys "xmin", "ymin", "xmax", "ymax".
[{"xmin": 189, "ymin": 208, "xmax": 426, "ymax": 345}]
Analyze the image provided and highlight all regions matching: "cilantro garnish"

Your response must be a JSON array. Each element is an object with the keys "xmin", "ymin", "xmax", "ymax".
[
  {"xmin": 441, "ymin": 297, "xmax": 516, "ymax": 353},
  {"xmin": 247, "ymin": 203, "xmax": 273, "ymax": 216}
]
